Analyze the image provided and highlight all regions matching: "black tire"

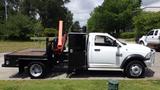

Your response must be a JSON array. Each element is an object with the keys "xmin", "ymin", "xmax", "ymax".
[
  {"xmin": 28, "ymin": 62, "xmax": 47, "ymax": 79},
  {"xmin": 124, "ymin": 60, "xmax": 145, "ymax": 78}
]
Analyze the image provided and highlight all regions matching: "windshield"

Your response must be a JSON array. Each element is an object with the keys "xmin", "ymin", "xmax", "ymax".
[
  {"xmin": 121, "ymin": 42, "xmax": 127, "ymax": 45},
  {"xmin": 117, "ymin": 39, "xmax": 127, "ymax": 45}
]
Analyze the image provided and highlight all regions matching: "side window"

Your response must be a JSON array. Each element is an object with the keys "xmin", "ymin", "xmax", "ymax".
[
  {"xmin": 154, "ymin": 30, "xmax": 158, "ymax": 36},
  {"xmin": 95, "ymin": 36, "xmax": 106, "ymax": 46},
  {"xmin": 95, "ymin": 35, "xmax": 116, "ymax": 46},
  {"xmin": 147, "ymin": 31, "xmax": 154, "ymax": 36}
]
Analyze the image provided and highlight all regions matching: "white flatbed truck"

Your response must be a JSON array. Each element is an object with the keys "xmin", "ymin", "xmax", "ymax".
[{"xmin": 2, "ymin": 21, "xmax": 155, "ymax": 78}]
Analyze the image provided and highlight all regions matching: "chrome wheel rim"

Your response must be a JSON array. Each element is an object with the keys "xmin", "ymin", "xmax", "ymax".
[
  {"xmin": 30, "ymin": 64, "xmax": 42, "ymax": 77},
  {"xmin": 130, "ymin": 64, "xmax": 142, "ymax": 77}
]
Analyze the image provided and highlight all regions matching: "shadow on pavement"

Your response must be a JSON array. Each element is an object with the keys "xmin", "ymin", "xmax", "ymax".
[
  {"xmin": 8, "ymin": 68, "xmax": 155, "ymax": 79},
  {"xmin": 145, "ymin": 68, "xmax": 155, "ymax": 78},
  {"xmin": 9, "ymin": 71, "xmax": 29, "ymax": 79},
  {"xmin": 69, "ymin": 70, "xmax": 125, "ymax": 78}
]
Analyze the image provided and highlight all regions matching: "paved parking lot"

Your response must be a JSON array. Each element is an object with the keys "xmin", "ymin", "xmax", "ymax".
[{"xmin": 0, "ymin": 52, "xmax": 160, "ymax": 80}]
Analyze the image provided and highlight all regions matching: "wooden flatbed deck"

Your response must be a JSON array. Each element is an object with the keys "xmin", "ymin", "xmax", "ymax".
[
  {"xmin": 7, "ymin": 49, "xmax": 46, "ymax": 57},
  {"xmin": 3, "ymin": 49, "xmax": 47, "ymax": 67}
]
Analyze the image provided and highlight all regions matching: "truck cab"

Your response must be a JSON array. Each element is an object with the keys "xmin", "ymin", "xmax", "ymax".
[
  {"xmin": 88, "ymin": 33, "xmax": 155, "ymax": 78},
  {"xmin": 68, "ymin": 32, "xmax": 155, "ymax": 78}
]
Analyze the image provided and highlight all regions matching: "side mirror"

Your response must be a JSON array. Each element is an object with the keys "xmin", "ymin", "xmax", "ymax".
[
  {"xmin": 113, "ymin": 40, "xmax": 118, "ymax": 47},
  {"xmin": 117, "ymin": 44, "xmax": 121, "ymax": 48},
  {"xmin": 113, "ymin": 40, "xmax": 121, "ymax": 47}
]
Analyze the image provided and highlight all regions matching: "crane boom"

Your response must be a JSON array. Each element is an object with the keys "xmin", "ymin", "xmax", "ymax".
[{"xmin": 55, "ymin": 20, "xmax": 67, "ymax": 55}]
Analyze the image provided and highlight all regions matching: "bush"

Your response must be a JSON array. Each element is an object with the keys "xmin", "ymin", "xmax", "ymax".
[
  {"xmin": 120, "ymin": 32, "xmax": 135, "ymax": 39},
  {"xmin": 133, "ymin": 12, "xmax": 160, "ymax": 37},
  {"xmin": 2, "ymin": 13, "xmax": 34, "ymax": 40},
  {"xmin": 43, "ymin": 28, "xmax": 57, "ymax": 37},
  {"xmin": 32, "ymin": 21, "xmax": 44, "ymax": 37}
]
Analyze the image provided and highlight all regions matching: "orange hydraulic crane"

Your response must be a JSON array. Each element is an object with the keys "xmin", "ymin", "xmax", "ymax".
[{"xmin": 54, "ymin": 20, "xmax": 67, "ymax": 55}]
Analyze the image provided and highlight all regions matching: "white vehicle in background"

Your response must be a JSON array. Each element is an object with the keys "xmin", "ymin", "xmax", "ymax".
[{"xmin": 139, "ymin": 29, "xmax": 160, "ymax": 50}]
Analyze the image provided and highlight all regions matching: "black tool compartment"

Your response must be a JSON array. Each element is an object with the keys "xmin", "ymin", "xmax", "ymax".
[{"xmin": 68, "ymin": 32, "xmax": 87, "ymax": 73}]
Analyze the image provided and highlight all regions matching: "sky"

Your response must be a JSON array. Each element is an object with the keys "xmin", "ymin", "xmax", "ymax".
[
  {"xmin": 65, "ymin": 0, "xmax": 160, "ymax": 26},
  {"xmin": 143, "ymin": 1, "xmax": 160, "ymax": 12}
]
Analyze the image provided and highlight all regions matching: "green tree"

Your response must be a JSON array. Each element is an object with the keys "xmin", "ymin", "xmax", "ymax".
[
  {"xmin": 0, "ymin": 0, "xmax": 5, "ymax": 23},
  {"xmin": 0, "ymin": 0, "xmax": 73, "ymax": 40},
  {"xmin": 87, "ymin": 0, "xmax": 141, "ymax": 36},
  {"xmin": 0, "ymin": 0, "xmax": 4, "ymax": 38},
  {"xmin": 4, "ymin": 13, "xmax": 34, "ymax": 40},
  {"xmin": 21, "ymin": 0, "xmax": 73, "ymax": 30},
  {"xmin": 71, "ymin": 21, "xmax": 81, "ymax": 32},
  {"xmin": 32, "ymin": 21, "xmax": 44, "ymax": 37},
  {"xmin": 133, "ymin": 12, "xmax": 160, "ymax": 37},
  {"xmin": 44, "ymin": 28, "xmax": 57, "ymax": 37}
]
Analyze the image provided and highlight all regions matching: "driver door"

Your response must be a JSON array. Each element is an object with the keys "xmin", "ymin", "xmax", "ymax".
[
  {"xmin": 89, "ymin": 35, "xmax": 119, "ymax": 68},
  {"xmin": 146, "ymin": 30, "xmax": 154, "ymax": 44}
]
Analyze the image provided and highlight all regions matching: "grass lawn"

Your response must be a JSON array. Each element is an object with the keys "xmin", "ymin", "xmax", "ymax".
[
  {"xmin": 0, "ymin": 80, "xmax": 159, "ymax": 90},
  {"xmin": 0, "ymin": 41, "xmax": 45, "ymax": 53}
]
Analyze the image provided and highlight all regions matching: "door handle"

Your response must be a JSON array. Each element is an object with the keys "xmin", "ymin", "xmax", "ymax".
[
  {"xmin": 116, "ymin": 53, "xmax": 122, "ymax": 57},
  {"xmin": 94, "ymin": 49, "xmax": 100, "ymax": 52}
]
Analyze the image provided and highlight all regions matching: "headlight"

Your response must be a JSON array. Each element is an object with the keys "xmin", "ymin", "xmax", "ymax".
[{"xmin": 145, "ymin": 52, "xmax": 151, "ymax": 60}]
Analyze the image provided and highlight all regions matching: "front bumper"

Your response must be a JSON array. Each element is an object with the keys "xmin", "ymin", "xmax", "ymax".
[{"xmin": 144, "ymin": 50, "xmax": 155, "ymax": 67}]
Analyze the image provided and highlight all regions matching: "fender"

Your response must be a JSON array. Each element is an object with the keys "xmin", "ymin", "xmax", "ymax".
[
  {"xmin": 120, "ymin": 54, "xmax": 147, "ymax": 69},
  {"xmin": 139, "ymin": 36, "xmax": 148, "ymax": 46}
]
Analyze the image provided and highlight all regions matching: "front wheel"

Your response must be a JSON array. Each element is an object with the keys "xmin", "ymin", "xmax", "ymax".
[
  {"xmin": 125, "ymin": 61, "xmax": 145, "ymax": 78},
  {"xmin": 28, "ymin": 62, "xmax": 47, "ymax": 79},
  {"xmin": 139, "ymin": 41, "xmax": 145, "ymax": 45}
]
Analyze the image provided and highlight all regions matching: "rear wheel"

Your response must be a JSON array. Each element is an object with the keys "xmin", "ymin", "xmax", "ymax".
[
  {"xmin": 28, "ymin": 62, "xmax": 47, "ymax": 79},
  {"xmin": 125, "ymin": 60, "xmax": 145, "ymax": 78}
]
